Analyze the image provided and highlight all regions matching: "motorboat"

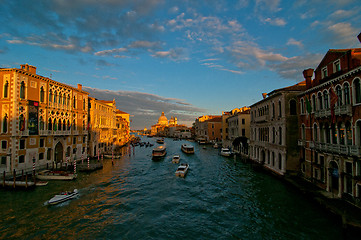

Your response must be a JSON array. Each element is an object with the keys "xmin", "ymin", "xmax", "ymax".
[
  {"xmin": 198, "ymin": 139, "xmax": 207, "ymax": 145},
  {"xmin": 152, "ymin": 145, "xmax": 167, "ymax": 160},
  {"xmin": 156, "ymin": 138, "xmax": 165, "ymax": 144},
  {"xmin": 48, "ymin": 189, "xmax": 78, "ymax": 205},
  {"xmin": 35, "ymin": 181, "xmax": 48, "ymax": 186},
  {"xmin": 220, "ymin": 148, "xmax": 232, "ymax": 157},
  {"xmin": 36, "ymin": 170, "xmax": 77, "ymax": 180},
  {"xmin": 181, "ymin": 144, "xmax": 195, "ymax": 154},
  {"xmin": 213, "ymin": 143, "xmax": 219, "ymax": 148},
  {"xmin": 175, "ymin": 163, "xmax": 189, "ymax": 177},
  {"xmin": 172, "ymin": 155, "xmax": 180, "ymax": 163}
]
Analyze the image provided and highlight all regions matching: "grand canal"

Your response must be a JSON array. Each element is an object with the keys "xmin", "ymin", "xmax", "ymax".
[{"xmin": 1, "ymin": 137, "xmax": 344, "ymax": 239}]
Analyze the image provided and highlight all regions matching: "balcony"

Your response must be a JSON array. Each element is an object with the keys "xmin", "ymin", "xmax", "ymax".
[
  {"xmin": 314, "ymin": 104, "xmax": 352, "ymax": 118},
  {"xmin": 254, "ymin": 115, "xmax": 269, "ymax": 123},
  {"xmin": 313, "ymin": 141, "xmax": 361, "ymax": 157}
]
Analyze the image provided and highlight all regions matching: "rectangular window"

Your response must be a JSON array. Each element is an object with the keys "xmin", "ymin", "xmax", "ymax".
[
  {"xmin": 39, "ymin": 153, "xmax": 44, "ymax": 160},
  {"xmin": 1, "ymin": 156, "xmax": 6, "ymax": 165},
  {"xmin": 322, "ymin": 67, "xmax": 328, "ymax": 78},
  {"xmin": 1, "ymin": 140, "xmax": 7, "ymax": 149},
  {"xmin": 20, "ymin": 139, "xmax": 25, "ymax": 149},
  {"xmin": 73, "ymin": 137, "xmax": 76, "ymax": 144},
  {"xmin": 40, "ymin": 138, "xmax": 44, "ymax": 147},
  {"xmin": 242, "ymin": 118, "xmax": 245, "ymax": 124},
  {"xmin": 334, "ymin": 60, "xmax": 341, "ymax": 72},
  {"xmin": 242, "ymin": 128, "xmax": 246, "ymax": 136},
  {"xmin": 19, "ymin": 155, "xmax": 25, "ymax": 163}
]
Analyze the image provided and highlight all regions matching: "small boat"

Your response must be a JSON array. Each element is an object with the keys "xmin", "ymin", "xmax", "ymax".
[
  {"xmin": 213, "ymin": 143, "xmax": 219, "ymax": 148},
  {"xmin": 181, "ymin": 144, "xmax": 195, "ymax": 154},
  {"xmin": 152, "ymin": 145, "xmax": 167, "ymax": 160},
  {"xmin": 175, "ymin": 163, "xmax": 189, "ymax": 177},
  {"xmin": 220, "ymin": 148, "xmax": 232, "ymax": 157},
  {"xmin": 198, "ymin": 139, "xmax": 207, "ymax": 145},
  {"xmin": 172, "ymin": 155, "xmax": 180, "ymax": 163},
  {"xmin": 36, "ymin": 170, "xmax": 77, "ymax": 180},
  {"xmin": 156, "ymin": 138, "xmax": 165, "ymax": 144},
  {"xmin": 48, "ymin": 189, "xmax": 78, "ymax": 205},
  {"xmin": 35, "ymin": 181, "xmax": 48, "ymax": 186}
]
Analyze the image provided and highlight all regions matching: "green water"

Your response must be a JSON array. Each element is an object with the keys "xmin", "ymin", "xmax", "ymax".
[{"xmin": 0, "ymin": 137, "xmax": 343, "ymax": 239}]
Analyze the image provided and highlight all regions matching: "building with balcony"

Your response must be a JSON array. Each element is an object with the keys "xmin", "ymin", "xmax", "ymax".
[
  {"xmin": 298, "ymin": 48, "xmax": 361, "ymax": 199},
  {"xmin": 226, "ymin": 107, "xmax": 250, "ymax": 155},
  {"xmin": 249, "ymin": 82, "xmax": 306, "ymax": 175},
  {"xmin": 0, "ymin": 64, "xmax": 89, "ymax": 174}
]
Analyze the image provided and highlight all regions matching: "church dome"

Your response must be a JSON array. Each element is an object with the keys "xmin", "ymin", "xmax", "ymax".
[{"xmin": 158, "ymin": 112, "xmax": 168, "ymax": 125}]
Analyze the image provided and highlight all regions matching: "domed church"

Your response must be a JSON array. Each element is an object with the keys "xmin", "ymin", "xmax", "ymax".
[{"xmin": 157, "ymin": 112, "xmax": 169, "ymax": 126}]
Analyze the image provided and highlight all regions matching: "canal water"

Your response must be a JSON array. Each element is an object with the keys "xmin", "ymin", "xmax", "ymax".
[{"xmin": 0, "ymin": 137, "xmax": 343, "ymax": 239}]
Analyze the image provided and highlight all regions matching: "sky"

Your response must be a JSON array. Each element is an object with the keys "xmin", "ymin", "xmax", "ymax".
[{"xmin": 0, "ymin": 0, "xmax": 360, "ymax": 130}]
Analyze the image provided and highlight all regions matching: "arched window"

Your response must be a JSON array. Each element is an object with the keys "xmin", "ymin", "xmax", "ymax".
[
  {"xmin": 279, "ymin": 126, "xmax": 282, "ymax": 145},
  {"xmin": 67, "ymin": 119, "xmax": 70, "ymax": 130},
  {"xmin": 336, "ymin": 85, "xmax": 342, "ymax": 106},
  {"xmin": 53, "ymin": 119, "xmax": 57, "ymax": 131},
  {"xmin": 73, "ymin": 96, "xmax": 76, "ymax": 108},
  {"xmin": 20, "ymin": 81, "xmax": 25, "ymax": 99},
  {"xmin": 290, "ymin": 99, "xmax": 297, "ymax": 115},
  {"xmin": 3, "ymin": 81, "xmax": 9, "ymax": 98},
  {"xmin": 313, "ymin": 124, "xmax": 318, "ymax": 142},
  {"xmin": 345, "ymin": 121, "xmax": 352, "ymax": 145},
  {"xmin": 49, "ymin": 90, "xmax": 53, "ymax": 103},
  {"xmin": 272, "ymin": 127, "xmax": 276, "ymax": 143},
  {"xmin": 354, "ymin": 78, "xmax": 361, "ymax": 104},
  {"xmin": 272, "ymin": 102, "xmax": 275, "ymax": 118},
  {"xmin": 58, "ymin": 119, "xmax": 62, "ymax": 131},
  {"xmin": 40, "ymin": 87, "xmax": 45, "ymax": 102},
  {"xmin": 63, "ymin": 119, "xmax": 66, "ymax": 131},
  {"xmin": 73, "ymin": 119, "xmax": 76, "ymax": 130},
  {"xmin": 278, "ymin": 153, "xmax": 282, "ymax": 170},
  {"xmin": 301, "ymin": 125, "xmax": 306, "ymax": 140},
  {"xmin": 300, "ymin": 99, "xmax": 304, "ymax": 114},
  {"xmin": 54, "ymin": 91, "xmax": 57, "ymax": 104},
  {"xmin": 48, "ymin": 118, "xmax": 52, "ymax": 130},
  {"xmin": 318, "ymin": 92, "xmax": 323, "ymax": 110},
  {"xmin": 19, "ymin": 114, "xmax": 25, "ymax": 131},
  {"xmin": 83, "ymin": 99, "xmax": 86, "ymax": 110},
  {"xmin": 63, "ymin": 95, "xmax": 66, "ymax": 105},
  {"xmin": 344, "ymin": 83, "xmax": 350, "ymax": 105},
  {"xmin": 325, "ymin": 124, "xmax": 330, "ymax": 143},
  {"xmin": 278, "ymin": 101, "xmax": 282, "ymax": 117},
  {"xmin": 58, "ymin": 93, "xmax": 62, "ymax": 104},
  {"xmin": 312, "ymin": 94, "xmax": 316, "ymax": 112},
  {"xmin": 323, "ymin": 90, "xmax": 329, "ymax": 109},
  {"xmin": 338, "ymin": 122, "xmax": 345, "ymax": 145},
  {"xmin": 39, "ymin": 116, "xmax": 44, "ymax": 131},
  {"xmin": 331, "ymin": 124, "xmax": 337, "ymax": 144},
  {"xmin": 2, "ymin": 114, "xmax": 8, "ymax": 133},
  {"xmin": 67, "ymin": 95, "xmax": 70, "ymax": 106},
  {"xmin": 356, "ymin": 121, "xmax": 361, "ymax": 146}
]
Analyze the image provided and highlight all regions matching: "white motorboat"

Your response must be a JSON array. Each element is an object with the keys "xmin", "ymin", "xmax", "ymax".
[
  {"xmin": 172, "ymin": 155, "xmax": 180, "ymax": 163},
  {"xmin": 48, "ymin": 189, "xmax": 78, "ymax": 205},
  {"xmin": 181, "ymin": 144, "xmax": 195, "ymax": 154},
  {"xmin": 36, "ymin": 170, "xmax": 77, "ymax": 180},
  {"xmin": 156, "ymin": 138, "xmax": 165, "ymax": 144},
  {"xmin": 220, "ymin": 148, "xmax": 232, "ymax": 157},
  {"xmin": 152, "ymin": 145, "xmax": 167, "ymax": 160},
  {"xmin": 175, "ymin": 163, "xmax": 189, "ymax": 178}
]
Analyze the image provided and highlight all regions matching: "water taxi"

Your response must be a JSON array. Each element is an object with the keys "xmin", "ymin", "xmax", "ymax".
[
  {"xmin": 175, "ymin": 163, "xmax": 189, "ymax": 177},
  {"xmin": 156, "ymin": 138, "xmax": 165, "ymax": 144},
  {"xmin": 220, "ymin": 148, "xmax": 232, "ymax": 157},
  {"xmin": 181, "ymin": 144, "xmax": 195, "ymax": 154},
  {"xmin": 152, "ymin": 145, "xmax": 167, "ymax": 160},
  {"xmin": 48, "ymin": 189, "xmax": 78, "ymax": 205},
  {"xmin": 172, "ymin": 155, "xmax": 180, "ymax": 163}
]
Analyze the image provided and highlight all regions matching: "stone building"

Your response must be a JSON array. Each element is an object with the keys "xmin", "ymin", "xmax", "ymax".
[
  {"xmin": 0, "ymin": 64, "xmax": 88, "ymax": 174},
  {"xmin": 298, "ymin": 48, "xmax": 361, "ymax": 199},
  {"xmin": 249, "ymin": 81, "xmax": 306, "ymax": 175}
]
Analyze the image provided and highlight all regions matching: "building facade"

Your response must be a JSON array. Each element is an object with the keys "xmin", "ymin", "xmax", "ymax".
[
  {"xmin": 0, "ymin": 64, "xmax": 88, "ymax": 174},
  {"xmin": 227, "ymin": 108, "xmax": 250, "ymax": 155},
  {"xmin": 250, "ymin": 82, "xmax": 306, "ymax": 175},
  {"xmin": 298, "ymin": 48, "xmax": 361, "ymax": 199}
]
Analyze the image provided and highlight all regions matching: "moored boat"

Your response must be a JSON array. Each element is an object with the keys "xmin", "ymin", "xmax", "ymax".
[
  {"xmin": 152, "ymin": 145, "xmax": 167, "ymax": 160},
  {"xmin": 220, "ymin": 148, "xmax": 232, "ymax": 157},
  {"xmin": 36, "ymin": 170, "xmax": 77, "ymax": 180},
  {"xmin": 172, "ymin": 155, "xmax": 180, "ymax": 163},
  {"xmin": 156, "ymin": 138, "xmax": 165, "ymax": 144},
  {"xmin": 175, "ymin": 163, "xmax": 189, "ymax": 177},
  {"xmin": 48, "ymin": 189, "xmax": 78, "ymax": 205},
  {"xmin": 181, "ymin": 144, "xmax": 194, "ymax": 154}
]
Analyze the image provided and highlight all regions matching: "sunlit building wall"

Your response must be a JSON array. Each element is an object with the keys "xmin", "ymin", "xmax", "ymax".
[{"xmin": 0, "ymin": 64, "xmax": 89, "ymax": 174}]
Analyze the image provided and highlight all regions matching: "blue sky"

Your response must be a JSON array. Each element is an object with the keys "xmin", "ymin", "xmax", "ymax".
[{"xmin": 0, "ymin": 0, "xmax": 360, "ymax": 129}]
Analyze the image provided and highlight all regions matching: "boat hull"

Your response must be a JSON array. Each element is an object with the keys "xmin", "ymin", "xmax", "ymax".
[{"xmin": 48, "ymin": 191, "xmax": 78, "ymax": 205}]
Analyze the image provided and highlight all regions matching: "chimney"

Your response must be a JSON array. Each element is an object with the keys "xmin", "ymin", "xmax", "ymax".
[
  {"xmin": 20, "ymin": 64, "xmax": 36, "ymax": 74},
  {"xmin": 77, "ymin": 84, "xmax": 82, "ymax": 91},
  {"xmin": 262, "ymin": 93, "xmax": 267, "ymax": 99},
  {"xmin": 303, "ymin": 68, "xmax": 314, "ymax": 89}
]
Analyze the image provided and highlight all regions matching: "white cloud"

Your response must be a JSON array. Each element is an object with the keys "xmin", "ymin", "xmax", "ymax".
[
  {"xmin": 264, "ymin": 17, "xmax": 286, "ymax": 26},
  {"xmin": 286, "ymin": 38, "xmax": 303, "ymax": 48}
]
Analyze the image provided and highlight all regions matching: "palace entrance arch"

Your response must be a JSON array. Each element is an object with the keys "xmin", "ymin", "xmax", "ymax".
[{"xmin": 54, "ymin": 142, "xmax": 64, "ymax": 163}]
